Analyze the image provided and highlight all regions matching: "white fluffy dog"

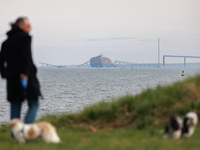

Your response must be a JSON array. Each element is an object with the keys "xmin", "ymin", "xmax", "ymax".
[
  {"xmin": 182, "ymin": 112, "xmax": 198, "ymax": 138},
  {"xmin": 163, "ymin": 115, "xmax": 183, "ymax": 139},
  {"xmin": 8, "ymin": 118, "xmax": 60, "ymax": 143}
]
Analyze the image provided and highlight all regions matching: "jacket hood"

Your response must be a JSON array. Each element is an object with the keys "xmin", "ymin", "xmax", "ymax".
[{"xmin": 6, "ymin": 26, "xmax": 26, "ymax": 37}]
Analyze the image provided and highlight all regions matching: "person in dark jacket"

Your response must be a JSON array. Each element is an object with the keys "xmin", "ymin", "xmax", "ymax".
[{"xmin": 0, "ymin": 17, "xmax": 41, "ymax": 124}]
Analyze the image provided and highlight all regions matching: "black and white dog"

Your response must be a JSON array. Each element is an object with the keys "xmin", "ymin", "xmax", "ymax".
[
  {"xmin": 163, "ymin": 115, "xmax": 183, "ymax": 139},
  {"xmin": 163, "ymin": 112, "xmax": 198, "ymax": 139},
  {"xmin": 182, "ymin": 112, "xmax": 198, "ymax": 137}
]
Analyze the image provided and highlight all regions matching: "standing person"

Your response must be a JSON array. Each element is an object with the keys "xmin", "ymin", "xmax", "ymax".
[{"xmin": 0, "ymin": 17, "xmax": 41, "ymax": 124}]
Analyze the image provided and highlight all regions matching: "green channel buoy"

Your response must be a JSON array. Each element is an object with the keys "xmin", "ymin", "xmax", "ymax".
[{"xmin": 181, "ymin": 70, "xmax": 185, "ymax": 76}]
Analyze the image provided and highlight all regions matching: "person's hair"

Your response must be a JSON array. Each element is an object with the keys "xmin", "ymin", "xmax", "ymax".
[{"xmin": 10, "ymin": 17, "xmax": 27, "ymax": 28}]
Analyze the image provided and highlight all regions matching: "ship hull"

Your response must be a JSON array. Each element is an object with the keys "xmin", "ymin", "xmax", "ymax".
[{"xmin": 90, "ymin": 64, "xmax": 111, "ymax": 67}]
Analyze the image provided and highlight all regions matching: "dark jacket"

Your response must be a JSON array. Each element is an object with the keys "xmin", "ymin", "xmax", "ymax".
[{"xmin": 0, "ymin": 27, "xmax": 41, "ymax": 101}]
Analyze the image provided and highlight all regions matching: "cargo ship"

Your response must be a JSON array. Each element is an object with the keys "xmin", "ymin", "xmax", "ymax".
[{"xmin": 90, "ymin": 55, "xmax": 112, "ymax": 67}]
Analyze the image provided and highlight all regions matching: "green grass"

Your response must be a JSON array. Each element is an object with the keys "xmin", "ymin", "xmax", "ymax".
[
  {"xmin": 1, "ymin": 125, "xmax": 200, "ymax": 150},
  {"xmin": 1, "ymin": 74, "xmax": 200, "ymax": 150}
]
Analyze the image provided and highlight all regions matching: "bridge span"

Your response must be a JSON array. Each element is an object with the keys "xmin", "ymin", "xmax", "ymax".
[
  {"xmin": 163, "ymin": 55, "xmax": 200, "ymax": 67},
  {"xmin": 39, "ymin": 62, "xmax": 60, "ymax": 68}
]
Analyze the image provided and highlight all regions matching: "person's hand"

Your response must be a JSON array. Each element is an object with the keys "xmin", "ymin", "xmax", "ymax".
[{"xmin": 20, "ymin": 74, "xmax": 28, "ymax": 85}]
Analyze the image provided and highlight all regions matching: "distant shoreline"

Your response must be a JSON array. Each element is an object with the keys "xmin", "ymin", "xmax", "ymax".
[{"xmin": 38, "ymin": 62, "xmax": 200, "ymax": 68}]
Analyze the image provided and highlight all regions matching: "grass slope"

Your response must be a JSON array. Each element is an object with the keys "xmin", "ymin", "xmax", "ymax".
[
  {"xmin": 1, "ymin": 74, "xmax": 200, "ymax": 150},
  {"xmin": 40, "ymin": 74, "xmax": 200, "ymax": 130}
]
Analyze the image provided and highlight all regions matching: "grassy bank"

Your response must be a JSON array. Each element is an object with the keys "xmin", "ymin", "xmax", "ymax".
[
  {"xmin": 1, "ymin": 125, "xmax": 200, "ymax": 150},
  {"xmin": 40, "ymin": 74, "xmax": 200, "ymax": 130},
  {"xmin": 1, "ymin": 74, "xmax": 200, "ymax": 150}
]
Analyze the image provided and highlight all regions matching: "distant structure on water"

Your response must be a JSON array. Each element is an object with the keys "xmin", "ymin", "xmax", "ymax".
[
  {"xmin": 90, "ymin": 55, "xmax": 113, "ymax": 67},
  {"xmin": 40, "ymin": 54, "xmax": 200, "ymax": 68}
]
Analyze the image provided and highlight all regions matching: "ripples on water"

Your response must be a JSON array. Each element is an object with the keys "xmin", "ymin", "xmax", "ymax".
[{"xmin": 0, "ymin": 67, "xmax": 199, "ymax": 124}]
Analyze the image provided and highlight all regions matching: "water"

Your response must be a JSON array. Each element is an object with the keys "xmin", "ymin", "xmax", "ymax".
[{"xmin": 0, "ymin": 67, "xmax": 200, "ymax": 124}]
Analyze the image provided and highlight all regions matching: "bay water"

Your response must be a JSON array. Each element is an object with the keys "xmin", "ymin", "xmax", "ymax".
[{"xmin": 0, "ymin": 67, "xmax": 199, "ymax": 124}]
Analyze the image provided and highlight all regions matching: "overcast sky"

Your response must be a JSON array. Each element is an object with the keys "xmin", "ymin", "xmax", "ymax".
[{"xmin": 0, "ymin": 0, "xmax": 200, "ymax": 66}]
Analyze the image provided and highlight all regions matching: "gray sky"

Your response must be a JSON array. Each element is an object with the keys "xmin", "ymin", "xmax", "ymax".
[{"xmin": 0, "ymin": 0, "xmax": 200, "ymax": 66}]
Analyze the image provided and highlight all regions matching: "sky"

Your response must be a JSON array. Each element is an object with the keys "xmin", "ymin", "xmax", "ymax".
[{"xmin": 0, "ymin": 0, "xmax": 200, "ymax": 66}]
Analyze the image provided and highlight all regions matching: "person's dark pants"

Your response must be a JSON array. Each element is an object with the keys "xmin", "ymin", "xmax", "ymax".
[{"xmin": 10, "ymin": 99, "xmax": 39, "ymax": 124}]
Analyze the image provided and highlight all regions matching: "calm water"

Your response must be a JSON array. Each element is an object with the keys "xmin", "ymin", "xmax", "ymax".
[{"xmin": 0, "ymin": 67, "xmax": 200, "ymax": 124}]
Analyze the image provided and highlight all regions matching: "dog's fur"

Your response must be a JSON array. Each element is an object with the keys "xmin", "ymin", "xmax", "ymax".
[
  {"xmin": 182, "ymin": 112, "xmax": 198, "ymax": 138},
  {"xmin": 8, "ymin": 118, "xmax": 60, "ymax": 143},
  {"xmin": 163, "ymin": 112, "xmax": 198, "ymax": 139},
  {"xmin": 163, "ymin": 115, "xmax": 183, "ymax": 139}
]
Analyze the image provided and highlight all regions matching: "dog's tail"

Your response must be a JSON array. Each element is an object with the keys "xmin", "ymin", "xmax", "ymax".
[
  {"xmin": 49, "ymin": 125, "xmax": 60, "ymax": 143},
  {"xmin": 37, "ymin": 122, "xmax": 60, "ymax": 143}
]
